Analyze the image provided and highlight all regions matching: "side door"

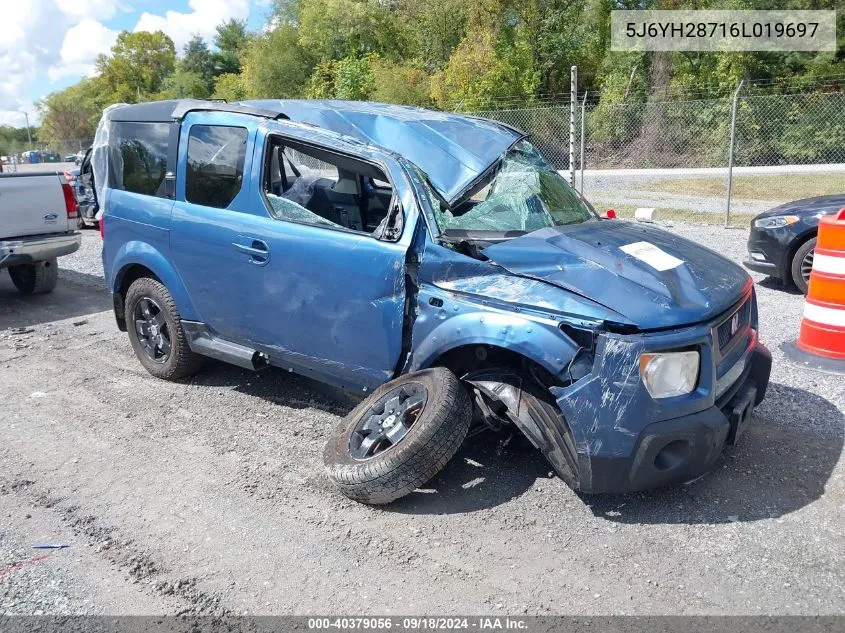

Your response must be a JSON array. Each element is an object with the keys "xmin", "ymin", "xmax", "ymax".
[
  {"xmin": 169, "ymin": 113, "xmax": 258, "ymax": 343},
  {"xmin": 228, "ymin": 123, "xmax": 418, "ymax": 392}
]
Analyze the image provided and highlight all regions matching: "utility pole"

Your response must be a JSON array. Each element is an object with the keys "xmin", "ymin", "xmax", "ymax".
[
  {"xmin": 569, "ymin": 66, "xmax": 577, "ymax": 187},
  {"xmin": 725, "ymin": 79, "xmax": 745, "ymax": 228},
  {"xmin": 23, "ymin": 112, "xmax": 33, "ymax": 152}
]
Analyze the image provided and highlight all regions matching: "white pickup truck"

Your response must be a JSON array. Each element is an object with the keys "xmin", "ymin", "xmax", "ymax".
[{"xmin": 0, "ymin": 172, "xmax": 81, "ymax": 294}]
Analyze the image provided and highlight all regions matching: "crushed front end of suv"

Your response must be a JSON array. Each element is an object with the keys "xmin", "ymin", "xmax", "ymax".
[{"xmin": 94, "ymin": 99, "xmax": 772, "ymax": 504}]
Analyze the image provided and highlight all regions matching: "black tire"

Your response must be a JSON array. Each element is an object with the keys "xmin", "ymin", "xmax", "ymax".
[
  {"xmin": 324, "ymin": 368, "xmax": 472, "ymax": 505},
  {"xmin": 8, "ymin": 258, "xmax": 58, "ymax": 295},
  {"xmin": 124, "ymin": 277, "xmax": 204, "ymax": 380},
  {"xmin": 76, "ymin": 213, "xmax": 86, "ymax": 230},
  {"xmin": 790, "ymin": 236, "xmax": 816, "ymax": 294}
]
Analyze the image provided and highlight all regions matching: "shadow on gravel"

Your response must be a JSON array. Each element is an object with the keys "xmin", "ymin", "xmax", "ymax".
[
  {"xmin": 0, "ymin": 272, "xmax": 111, "ymax": 329},
  {"xmin": 188, "ymin": 360, "xmax": 360, "ymax": 416},
  {"xmin": 756, "ymin": 277, "xmax": 802, "ymax": 295},
  {"xmin": 59, "ymin": 269, "xmax": 107, "ymax": 290},
  {"xmin": 386, "ymin": 431, "xmax": 549, "ymax": 514},
  {"xmin": 585, "ymin": 383, "xmax": 843, "ymax": 525}
]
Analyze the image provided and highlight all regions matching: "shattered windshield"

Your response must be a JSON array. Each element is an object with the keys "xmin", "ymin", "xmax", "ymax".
[{"xmin": 429, "ymin": 140, "xmax": 595, "ymax": 234}]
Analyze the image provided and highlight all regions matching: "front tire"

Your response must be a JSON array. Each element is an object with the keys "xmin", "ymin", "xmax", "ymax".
[
  {"xmin": 8, "ymin": 258, "xmax": 58, "ymax": 295},
  {"xmin": 324, "ymin": 368, "xmax": 472, "ymax": 505},
  {"xmin": 124, "ymin": 277, "xmax": 203, "ymax": 380},
  {"xmin": 791, "ymin": 237, "xmax": 816, "ymax": 294}
]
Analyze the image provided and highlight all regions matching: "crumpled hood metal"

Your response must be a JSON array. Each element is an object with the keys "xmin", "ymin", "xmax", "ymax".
[
  {"xmin": 242, "ymin": 99, "xmax": 522, "ymax": 204},
  {"xmin": 481, "ymin": 221, "xmax": 750, "ymax": 330}
]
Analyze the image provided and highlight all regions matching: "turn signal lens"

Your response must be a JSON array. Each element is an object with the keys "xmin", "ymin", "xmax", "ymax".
[{"xmin": 639, "ymin": 351, "xmax": 700, "ymax": 399}]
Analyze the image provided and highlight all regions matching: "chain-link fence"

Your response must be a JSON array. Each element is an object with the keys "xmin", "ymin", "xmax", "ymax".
[{"xmin": 469, "ymin": 90, "xmax": 845, "ymax": 226}]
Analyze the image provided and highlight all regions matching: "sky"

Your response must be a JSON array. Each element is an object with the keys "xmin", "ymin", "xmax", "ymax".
[{"xmin": 0, "ymin": 0, "xmax": 272, "ymax": 127}]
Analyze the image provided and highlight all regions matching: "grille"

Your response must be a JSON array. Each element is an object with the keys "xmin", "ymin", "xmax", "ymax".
[{"xmin": 717, "ymin": 299, "xmax": 751, "ymax": 352}]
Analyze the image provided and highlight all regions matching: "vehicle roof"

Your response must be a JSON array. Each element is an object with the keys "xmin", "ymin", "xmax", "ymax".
[
  {"xmin": 243, "ymin": 100, "xmax": 524, "ymax": 204},
  {"xmin": 105, "ymin": 99, "xmax": 289, "ymax": 123},
  {"xmin": 105, "ymin": 99, "xmax": 524, "ymax": 203}
]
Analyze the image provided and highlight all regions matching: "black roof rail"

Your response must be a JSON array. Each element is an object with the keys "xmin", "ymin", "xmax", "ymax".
[
  {"xmin": 106, "ymin": 99, "xmax": 288, "ymax": 123},
  {"xmin": 170, "ymin": 99, "xmax": 289, "ymax": 121}
]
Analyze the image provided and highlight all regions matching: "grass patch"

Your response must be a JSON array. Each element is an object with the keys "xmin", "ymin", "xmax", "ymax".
[
  {"xmin": 643, "ymin": 172, "xmax": 845, "ymax": 202},
  {"xmin": 611, "ymin": 206, "xmax": 756, "ymax": 227}
]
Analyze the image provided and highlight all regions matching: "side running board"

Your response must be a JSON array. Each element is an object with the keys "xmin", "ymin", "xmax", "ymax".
[{"xmin": 181, "ymin": 321, "xmax": 269, "ymax": 371}]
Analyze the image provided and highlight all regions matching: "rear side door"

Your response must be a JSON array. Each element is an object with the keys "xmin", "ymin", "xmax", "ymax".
[{"xmin": 169, "ymin": 112, "xmax": 257, "ymax": 343}]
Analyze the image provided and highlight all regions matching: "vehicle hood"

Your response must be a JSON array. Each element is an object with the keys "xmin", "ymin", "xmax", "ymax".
[
  {"xmin": 481, "ymin": 221, "xmax": 750, "ymax": 330},
  {"xmin": 244, "ymin": 99, "xmax": 523, "ymax": 204},
  {"xmin": 755, "ymin": 193, "xmax": 845, "ymax": 219}
]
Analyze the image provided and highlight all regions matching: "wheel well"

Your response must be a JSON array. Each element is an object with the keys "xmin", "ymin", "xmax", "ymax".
[
  {"xmin": 431, "ymin": 344, "xmax": 559, "ymax": 389},
  {"xmin": 113, "ymin": 264, "xmax": 160, "ymax": 331},
  {"xmin": 785, "ymin": 231, "xmax": 817, "ymax": 279}
]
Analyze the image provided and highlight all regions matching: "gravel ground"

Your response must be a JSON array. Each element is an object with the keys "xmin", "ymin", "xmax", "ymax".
[
  {"xmin": 583, "ymin": 174, "xmax": 774, "ymax": 217},
  {"xmin": 1, "ymin": 226, "xmax": 843, "ymax": 616}
]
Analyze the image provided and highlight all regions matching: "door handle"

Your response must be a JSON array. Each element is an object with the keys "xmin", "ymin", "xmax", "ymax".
[{"xmin": 233, "ymin": 238, "xmax": 270, "ymax": 265}]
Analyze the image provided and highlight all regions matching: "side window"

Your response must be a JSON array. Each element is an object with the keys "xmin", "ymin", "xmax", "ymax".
[
  {"xmin": 186, "ymin": 125, "xmax": 248, "ymax": 209},
  {"xmin": 114, "ymin": 122, "xmax": 170, "ymax": 196},
  {"xmin": 262, "ymin": 136, "xmax": 399, "ymax": 237}
]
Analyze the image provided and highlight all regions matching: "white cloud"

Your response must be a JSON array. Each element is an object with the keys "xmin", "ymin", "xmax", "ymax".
[
  {"xmin": 54, "ymin": 0, "xmax": 124, "ymax": 22},
  {"xmin": 134, "ymin": 0, "xmax": 250, "ymax": 52},
  {"xmin": 0, "ymin": 0, "xmax": 65, "ymax": 119},
  {"xmin": 49, "ymin": 18, "xmax": 118, "ymax": 81},
  {"xmin": 0, "ymin": 0, "xmax": 258, "ymax": 127}
]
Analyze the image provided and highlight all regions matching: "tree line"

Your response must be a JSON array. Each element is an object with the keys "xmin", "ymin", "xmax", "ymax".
[{"xmin": 25, "ymin": 0, "xmax": 845, "ymax": 155}]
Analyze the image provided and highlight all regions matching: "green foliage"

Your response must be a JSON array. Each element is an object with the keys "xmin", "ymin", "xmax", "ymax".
[
  {"xmin": 430, "ymin": 28, "xmax": 539, "ymax": 110},
  {"xmin": 96, "ymin": 31, "xmax": 177, "ymax": 103},
  {"xmin": 37, "ymin": 79, "xmax": 102, "ymax": 148},
  {"xmin": 334, "ymin": 56, "xmax": 375, "ymax": 100},
  {"xmin": 305, "ymin": 55, "xmax": 380, "ymax": 101},
  {"xmin": 370, "ymin": 59, "xmax": 432, "ymax": 106},
  {"xmin": 397, "ymin": 0, "xmax": 468, "ymax": 70},
  {"xmin": 240, "ymin": 23, "xmax": 314, "ymax": 98},
  {"xmin": 28, "ymin": 0, "xmax": 845, "ymax": 171},
  {"xmin": 0, "ymin": 126, "xmax": 37, "ymax": 156},
  {"xmin": 298, "ymin": 0, "xmax": 407, "ymax": 60},
  {"xmin": 181, "ymin": 36, "xmax": 216, "ymax": 91},
  {"xmin": 161, "ymin": 69, "xmax": 211, "ymax": 99},
  {"xmin": 214, "ymin": 19, "xmax": 250, "ymax": 75},
  {"xmin": 212, "ymin": 73, "xmax": 247, "ymax": 102}
]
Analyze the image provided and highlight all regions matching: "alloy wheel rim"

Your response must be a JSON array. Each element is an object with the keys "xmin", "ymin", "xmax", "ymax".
[
  {"xmin": 134, "ymin": 297, "xmax": 171, "ymax": 364},
  {"xmin": 349, "ymin": 382, "xmax": 428, "ymax": 460},
  {"xmin": 801, "ymin": 249, "xmax": 815, "ymax": 285}
]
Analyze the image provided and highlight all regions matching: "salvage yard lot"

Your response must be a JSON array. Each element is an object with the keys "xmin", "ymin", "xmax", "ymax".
[{"xmin": 1, "ymin": 227, "xmax": 843, "ymax": 615}]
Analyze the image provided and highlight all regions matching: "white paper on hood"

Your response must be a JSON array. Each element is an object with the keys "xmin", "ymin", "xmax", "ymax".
[{"xmin": 620, "ymin": 241, "xmax": 684, "ymax": 272}]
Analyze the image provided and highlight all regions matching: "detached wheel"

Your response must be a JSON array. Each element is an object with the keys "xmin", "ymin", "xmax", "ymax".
[
  {"xmin": 324, "ymin": 368, "xmax": 472, "ymax": 505},
  {"xmin": 9, "ymin": 258, "xmax": 58, "ymax": 295},
  {"xmin": 791, "ymin": 237, "xmax": 816, "ymax": 294},
  {"xmin": 124, "ymin": 277, "xmax": 203, "ymax": 380}
]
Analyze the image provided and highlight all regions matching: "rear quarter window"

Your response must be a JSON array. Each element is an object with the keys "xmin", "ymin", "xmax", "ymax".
[
  {"xmin": 113, "ymin": 122, "xmax": 170, "ymax": 196},
  {"xmin": 186, "ymin": 125, "xmax": 248, "ymax": 209}
]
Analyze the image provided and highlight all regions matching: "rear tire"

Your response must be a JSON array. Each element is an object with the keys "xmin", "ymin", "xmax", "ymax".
[
  {"xmin": 790, "ymin": 237, "xmax": 816, "ymax": 295},
  {"xmin": 8, "ymin": 258, "xmax": 59, "ymax": 295},
  {"xmin": 124, "ymin": 277, "xmax": 204, "ymax": 380},
  {"xmin": 324, "ymin": 368, "xmax": 472, "ymax": 505}
]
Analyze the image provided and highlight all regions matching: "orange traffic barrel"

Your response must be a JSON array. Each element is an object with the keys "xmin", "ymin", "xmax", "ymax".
[{"xmin": 785, "ymin": 208, "xmax": 845, "ymax": 373}]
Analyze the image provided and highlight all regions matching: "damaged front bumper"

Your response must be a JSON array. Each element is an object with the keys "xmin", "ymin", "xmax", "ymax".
[{"xmin": 549, "ymin": 312, "xmax": 772, "ymax": 494}]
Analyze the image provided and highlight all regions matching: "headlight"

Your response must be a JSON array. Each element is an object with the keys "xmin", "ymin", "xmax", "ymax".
[
  {"xmin": 753, "ymin": 215, "xmax": 799, "ymax": 229},
  {"xmin": 639, "ymin": 351, "xmax": 700, "ymax": 399}
]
